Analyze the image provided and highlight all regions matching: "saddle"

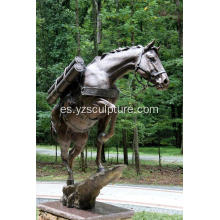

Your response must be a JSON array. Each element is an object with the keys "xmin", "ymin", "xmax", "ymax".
[
  {"xmin": 47, "ymin": 57, "xmax": 85, "ymax": 105},
  {"xmin": 47, "ymin": 57, "xmax": 119, "ymax": 105}
]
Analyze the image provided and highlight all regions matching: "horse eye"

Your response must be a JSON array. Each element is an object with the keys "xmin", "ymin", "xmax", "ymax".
[{"xmin": 149, "ymin": 57, "xmax": 156, "ymax": 62}]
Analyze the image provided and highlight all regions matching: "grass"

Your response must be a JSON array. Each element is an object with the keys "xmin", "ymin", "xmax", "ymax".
[
  {"xmin": 37, "ymin": 145, "xmax": 182, "ymax": 156},
  {"xmin": 106, "ymin": 146, "xmax": 182, "ymax": 156},
  {"xmin": 36, "ymin": 154, "xmax": 182, "ymax": 185},
  {"xmin": 133, "ymin": 211, "xmax": 182, "ymax": 220},
  {"xmin": 36, "ymin": 209, "xmax": 182, "ymax": 220},
  {"xmin": 36, "ymin": 150, "xmax": 182, "ymax": 218},
  {"xmin": 36, "ymin": 208, "xmax": 39, "ymax": 220}
]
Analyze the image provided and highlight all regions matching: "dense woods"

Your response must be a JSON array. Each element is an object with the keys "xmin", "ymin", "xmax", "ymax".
[{"xmin": 36, "ymin": 0, "xmax": 183, "ymax": 156}]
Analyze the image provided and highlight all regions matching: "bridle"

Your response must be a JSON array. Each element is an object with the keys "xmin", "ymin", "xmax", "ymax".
[{"xmin": 134, "ymin": 46, "xmax": 166, "ymax": 89}]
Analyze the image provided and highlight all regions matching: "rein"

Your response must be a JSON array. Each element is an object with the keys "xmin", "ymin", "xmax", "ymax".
[
  {"xmin": 134, "ymin": 47, "xmax": 166, "ymax": 90},
  {"xmin": 134, "ymin": 47, "xmax": 150, "ymax": 90}
]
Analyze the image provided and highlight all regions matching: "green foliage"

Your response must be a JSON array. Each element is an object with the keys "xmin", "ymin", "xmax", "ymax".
[
  {"xmin": 36, "ymin": 92, "xmax": 51, "ymax": 143},
  {"xmin": 36, "ymin": 111, "xmax": 51, "ymax": 144},
  {"xmin": 36, "ymin": 92, "xmax": 51, "ymax": 111},
  {"xmin": 36, "ymin": 0, "xmax": 76, "ymax": 92},
  {"xmin": 36, "ymin": 0, "xmax": 183, "ymax": 148}
]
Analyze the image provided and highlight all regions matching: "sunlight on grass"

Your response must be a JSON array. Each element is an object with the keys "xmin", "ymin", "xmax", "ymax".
[
  {"xmin": 36, "ymin": 145, "xmax": 182, "ymax": 156},
  {"xmin": 36, "ymin": 154, "xmax": 182, "ymax": 185},
  {"xmin": 36, "ymin": 209, "xmax": 182, "ymax": 220},
  {"xmin": 133, "ymin": 211, "xmax": 182, "ymax": 220}
]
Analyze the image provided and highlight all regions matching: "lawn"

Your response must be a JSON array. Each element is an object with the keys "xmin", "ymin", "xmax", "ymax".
[
  {"xmin": 36, "ymin": 209, "xmax": 182, "ymax": 220},
  {"xmin": 36, "ymin": 154, "xmax": 182, "ymax": 186},
  {"xmin": 37, "ymin": 145, "xmax": 182, "ymax": 156},
  {"xmin": 133, "ymin": 211, "xmax": 182, "ymax": 220}
]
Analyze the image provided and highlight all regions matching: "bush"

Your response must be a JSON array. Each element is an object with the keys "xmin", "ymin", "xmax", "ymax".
[{"xmin": 36, "ymin": 92, "xmax": 52, "ymax": 144}]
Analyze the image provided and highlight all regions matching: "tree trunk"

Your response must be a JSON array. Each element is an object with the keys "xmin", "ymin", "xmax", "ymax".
[
  {"xmin": 97, "ymin": 0, "xmax": 102, "ymax": 44},
  {"xmin": 81, "ymin": 151, "xmax": 86, "ymax": 172},
  {"xmin": 92, "ymin": 0, "xmax": 102, "ymax": 55},
  {"xmin": 133, "ymin": 116, "xmax": 140, "ymax": 175},
  {"xmin": 158, "ymin": 145, "xmax": 161, "ymax": 167},
  {"xmin": 131, "ymin": 41, "xmax": 140, "ymax": 174},
  {"xmin": 116, "ymin": 143, "xmax": 119, "ymax": 164},
  {"xmin": 177, "ymin": 104, "xmax": 183, "ymax": 148},
  {"xmin": 175, "ymin": 0, "xmax": 183, "ymax": 48},
  {"xmin": 116, "ymin": 0, "xmax": 120, "ymax": 47},
  {"xmin": 92, "ymin": 0, "xmax": 98, "ymax": 55},
  {"xmin": 122, "ymin": 129, "xmax": 128, "ymax": 165},
  {"xmin": 75, "ymin": 0, "xmax": 85, "ymax": 172},
  {"xmin": 75, "ymin": 0, "xmax": 81, "ymax": 56},
  {"xmin": 85, "ymin": 145, "xmax": 88, "ymax": 168},
  {"xmin": 55, "ymin": 144, "xmax": 57, "ymax": 162},
  {"xmin": 131, "ymin": 0, "xmax": 135, "ymax": 46},
  {"xmin": 181, "ymin": 138, "xmax": 183, "ymax": 155},
  {"xmin": 171, "ymin": 104, "xmax": 178, "ymax": 147},
  {"xmin": 101, "ymin": 144, "xmax": 106, "ymax": 163},
  {"xmin": 132, "ymin": 138, "xmax": 134, "ymax": 165},
  {"xmin": 90, "ymin": 146, "xmax": 93, "ymax": 160}
]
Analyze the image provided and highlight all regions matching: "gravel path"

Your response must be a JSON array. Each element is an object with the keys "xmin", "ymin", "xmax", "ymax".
[
  {"xmin": 37, "ymin": 148, "xmax": 183, "ymax": 164},
  {"xmin": 36, "ymin": 181, "xmax": 183, "ymax": 215}
]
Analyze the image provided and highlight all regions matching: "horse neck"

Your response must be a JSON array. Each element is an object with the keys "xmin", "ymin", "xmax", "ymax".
[{"xmin": 102, "ymin": 48, "xmax": 142, "ymax": 83}]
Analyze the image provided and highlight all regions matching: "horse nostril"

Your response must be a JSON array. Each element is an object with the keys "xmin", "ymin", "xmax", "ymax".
[{"xmin": 164, "ymin": 79, "xmax": 169, "ymax": 84}]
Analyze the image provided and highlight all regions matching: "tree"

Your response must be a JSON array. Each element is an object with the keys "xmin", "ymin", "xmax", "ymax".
[
  {"xmin": 74, "ymin": 0, "xmax": 87, "ymax": 171},
  {"xmin": 101, "ymin": 144, "xmax": 106, "ymax": 163},
  {"xmin": 36, "ymin": 0, "xmax": 183, "ymax": 158},
  {"xmin": 75, "ymin": 0, "xmax": 81, "ymax": 55},
  {"xmin": 92, "ymin": 0, "xmax": 102, "ymax": 55},
  {"xmin": 122, "ymin": 129, "xmax": 128, "ymax": 165},
  {"xmin": 133, "ymin": 116, "xmax": 140, "ymax": 175}
]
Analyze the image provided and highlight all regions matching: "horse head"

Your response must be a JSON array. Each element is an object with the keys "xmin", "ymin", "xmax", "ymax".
[{"xmin": 135, "ymin": 40, "xmax": 169, "ymax": 90}]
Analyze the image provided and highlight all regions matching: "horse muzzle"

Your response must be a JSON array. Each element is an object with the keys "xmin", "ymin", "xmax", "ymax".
[{"xmin": 154, "ymin": 72, "xmax": 169, "ymax": 90}]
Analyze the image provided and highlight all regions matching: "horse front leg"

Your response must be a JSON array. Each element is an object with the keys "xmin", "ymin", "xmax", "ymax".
[
  {"xmin": 96, "ymin": 140, "xmax": 105, "ymax": 172},
  {"xmin": 60, "ymin": 143, "xmax": 74, "ymax": 185},
  {"xmin": 51, "ymin": 104, "xmax": 74, "ymax": 185},
  {"xmin": 98, "ymin": 112, "xmax": 118, "ymax": 143},
  {"xmin": 96, "ymin": 107, "xmax": 118, "ymax": 172}
]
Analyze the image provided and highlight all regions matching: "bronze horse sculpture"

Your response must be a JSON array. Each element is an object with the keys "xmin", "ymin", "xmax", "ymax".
[{"xmin": 51, "ymin": 40, "xmax": 169, "ymax": 185}]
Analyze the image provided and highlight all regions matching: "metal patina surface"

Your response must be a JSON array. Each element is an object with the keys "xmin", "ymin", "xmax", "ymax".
[
  {"xmin": 48, "ymin": 40, "xmax": 170, "ymax": 200},
  {"xmin": 47, "ymin": 56, "xmax": 85, "ymax": 105},
  {"xmin": 81, "ymin": 87, "xmax": 119, "ymax": 98},
  {"xmin": 61, "ymin": 165, "xmax": 126, "ymax": 209}
]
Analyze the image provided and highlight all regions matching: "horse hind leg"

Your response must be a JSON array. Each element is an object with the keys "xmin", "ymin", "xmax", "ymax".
[
  {"xmin": 59, "ymin": 141, "xmax": 74, "ymax": 185},
  {"xmin": 67, "ymin": 132, "xmax": 89, "ymax": 182},
  {"xmin": 51, "ymin": 104, "xmax": 75, "ymax": 185}
]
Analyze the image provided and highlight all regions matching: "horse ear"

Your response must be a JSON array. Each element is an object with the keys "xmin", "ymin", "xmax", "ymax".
[{"xmin": 144, "ymin": 40, "xmax": 155, "ymax": 52}]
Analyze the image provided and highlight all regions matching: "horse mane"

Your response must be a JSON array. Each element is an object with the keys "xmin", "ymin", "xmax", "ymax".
[
  {"xmin": 101, "ymin": 45, "xmax": 143, "ymax": 60},
  {"xmin": 100, "ymin": 44, "xmax": 159, "ymax": 60},
  {"xmin": 90, "ymin": 56, "xmax": 101, "ymax": 64}
]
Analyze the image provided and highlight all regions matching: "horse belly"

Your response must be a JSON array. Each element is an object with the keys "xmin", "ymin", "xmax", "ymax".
[{"xmin": 63, "ymin": 113, "xmax": 97, "ymax": 133}]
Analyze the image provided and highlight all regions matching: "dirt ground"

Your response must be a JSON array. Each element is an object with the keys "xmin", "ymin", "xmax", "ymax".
[{"xmin": 37, "ymin": 160, "xmax": 182, "ymax": 186}]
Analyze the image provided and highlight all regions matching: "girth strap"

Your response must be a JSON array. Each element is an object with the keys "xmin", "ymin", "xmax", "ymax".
[{"xmin": 81, "ymin": 87, "xmax": 119, "ymax": 98}]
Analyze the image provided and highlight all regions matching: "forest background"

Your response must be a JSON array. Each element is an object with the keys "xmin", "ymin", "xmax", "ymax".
[{"xmin": 36, "ymin": 0, "xmax": 183, "ymax": 162}]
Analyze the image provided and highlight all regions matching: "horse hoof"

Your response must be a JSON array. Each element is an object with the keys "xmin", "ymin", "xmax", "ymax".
[
  {"xmin": 97, "ymin": 167, "xmax": 105, "ymax": 173},
  {"xmin": 67, "ymin": 179, "xmax": 74, "ymax": 185}
]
